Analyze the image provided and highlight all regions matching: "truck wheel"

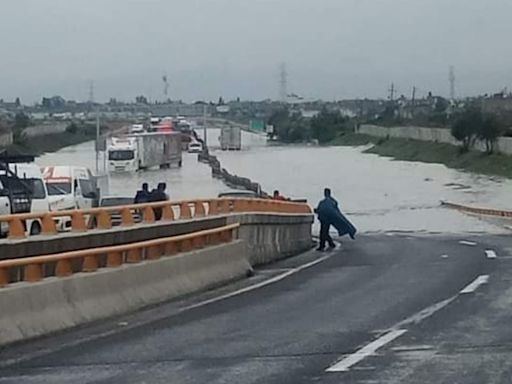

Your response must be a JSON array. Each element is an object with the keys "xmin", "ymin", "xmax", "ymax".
[{"xmin": 30, "ymin": 222, "xmax": 41, "ymax": 236}]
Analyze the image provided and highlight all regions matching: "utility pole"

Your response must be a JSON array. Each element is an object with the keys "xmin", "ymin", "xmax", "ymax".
[
  {"xmin": 279, "ymin": 63, "xmax": 288, "ymax": 102},
  {"xmin": 203, "ymin": 104, "xmax": 207, "ymax": 148},
  {"xmin": 388, "ymin": 83, "xmax": 395, "ymax": 101},
  {"xmin": 411, "ymin": 86, "xmax": 416, "ymax": 116},
  {"xmin": 449, "ymin": 66, "xmax": 456, "ymax": 101}
]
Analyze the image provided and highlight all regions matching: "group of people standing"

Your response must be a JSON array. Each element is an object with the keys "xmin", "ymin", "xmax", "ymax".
[{"xmin": 134, "ymin": 182, "xmax": 169, "ymax": 204}]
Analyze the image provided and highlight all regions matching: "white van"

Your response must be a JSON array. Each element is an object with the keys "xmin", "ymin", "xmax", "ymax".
[
  {"xmin": 0, "ymin": 158, "xmax": 50, "ymax": 235},
  {"xmin": 43, "ymin": 166, "xmax": 97, "ymax": 230}
]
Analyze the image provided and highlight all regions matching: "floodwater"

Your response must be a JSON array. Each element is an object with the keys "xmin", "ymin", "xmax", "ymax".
[{"xmin": 39, "ymin": 129, "xmax": 512, "ymax": 234}]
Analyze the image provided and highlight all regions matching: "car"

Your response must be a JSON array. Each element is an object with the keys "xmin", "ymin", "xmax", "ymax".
[
  {"xmin": 99, "ymin": 196, "xmax": 141, "ymax": 226},
  {"xmin": 188, "ymin": 142, "xmax": 203, "ymax": 154}
]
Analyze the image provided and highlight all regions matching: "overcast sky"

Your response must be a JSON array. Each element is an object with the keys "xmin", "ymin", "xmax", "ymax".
[{"xmin": 1, "ymin": 0, "xmax": 511, "ymax": 103}]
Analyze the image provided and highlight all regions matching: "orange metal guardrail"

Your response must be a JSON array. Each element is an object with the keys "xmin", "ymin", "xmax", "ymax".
[
  {"xmin": 0, "ymin": 198, "xmax": 311, "ymax": 240},
  {"xmin": 441, "ymin": 201, "xmax": 512, "ymax": 218},
  {"xmin": 0, "ymin": 223, "xmax": 240, "ymax": 288}
]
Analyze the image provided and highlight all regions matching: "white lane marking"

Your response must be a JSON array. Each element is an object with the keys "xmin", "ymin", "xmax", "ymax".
[
  {"xmin": 394, "ymin": 297, "xmax": 456, "ymax": 328},
  {"xmin": 0, "ymin": 253, "xmax": 333, "ymax": 369},
  {"xmin": 485, "ymin": 250, "xmax": 497, "ymax": 259},
  {"xmin": 441, "ymin": 254, "xmax": 449, "ymax": 259},
  {"xmin": 460, "ymin": 275, "xmax": 489, "ymax": 294},
  {"xmin": 459, "ymin": 240, "xmax": 477, "ymax": 246},
  {"xmin": 183, "ymin": 254, "xmax": 333, "ymax": 311},
  {"xmin": 326, "ymin": 329, "xmax": 407, "ymax": 372}
]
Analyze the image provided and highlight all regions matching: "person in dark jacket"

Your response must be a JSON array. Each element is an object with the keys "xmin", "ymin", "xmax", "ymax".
[
  {"xmin": 150, "ymin": 182, "xmax": 169, "ymax": 220},
  {"xmin": 134, "ymin": 183, "xmax": 151, "ymax": 204},
  {"xmin": 315, "ymin": 188, "xmax": 356, "ymax": 251}
]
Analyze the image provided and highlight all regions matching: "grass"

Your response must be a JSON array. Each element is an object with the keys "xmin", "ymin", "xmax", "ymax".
[{"xmin": 332, "ymin": 133, "xmax": 512, "ymax": 179}]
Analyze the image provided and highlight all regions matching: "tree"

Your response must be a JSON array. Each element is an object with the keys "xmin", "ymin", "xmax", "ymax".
[
  {"xmin": 451, "ymin": 107, "xmax": 482, "ymax": 152},
  {"xmin": 268, "ymin": 107, "xmax": 310, "ymax": 143},
  {"xmin": 310, "ymin": 108, "xmax": 348, "ymax": 143},
  {"xmin": 135, "ymin": 95, "xmax": 148, "ymax": 104},
  {"xmin": 478, "ymin": 115, "xmax": 504, "ymax": 154},
  {"xmin": 14, "ymin": 112, "xmax": 30, "ymax": 129},
  {"xmin": 14, "ymin": 97, "xmax": 21, "ymax": 107}
]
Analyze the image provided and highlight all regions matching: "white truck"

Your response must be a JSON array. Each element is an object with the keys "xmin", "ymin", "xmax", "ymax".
[
  {"xmin": 219, "ymin": 126, "xmax": 242, "ymax": 150},
  {"xmin": 107, "ymin": 132, "xmax": 182, "ymax": 172},
  {"xmin": 42, "ymin": 166, "xmax": 98, "ymax": 231}
]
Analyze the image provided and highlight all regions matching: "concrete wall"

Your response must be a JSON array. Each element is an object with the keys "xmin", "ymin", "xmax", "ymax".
[
  {"xmin": 358, "ymin": 124, "xmax": 512, "ymax": 155},
  {"xmin": 0, "ymin": 241, "xmax": 251, "ymax": 346}
]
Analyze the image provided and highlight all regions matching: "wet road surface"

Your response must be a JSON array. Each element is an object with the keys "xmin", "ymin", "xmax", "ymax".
[{"xmin": 1, "ymin": 234, "xmax": 511, "ymax": 383}]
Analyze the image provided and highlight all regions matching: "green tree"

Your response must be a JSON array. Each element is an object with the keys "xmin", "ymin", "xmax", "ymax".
[
  {"xmin": 310, "ymin": 109, "xmax": 348, "ymax": 143},
  {"xmin": 451, "ymin": 107, "xmax": 482, "ymax": 152},
  {"xmin": 478, "ymin": 115, "xmax": 504, "ymax": 154}
]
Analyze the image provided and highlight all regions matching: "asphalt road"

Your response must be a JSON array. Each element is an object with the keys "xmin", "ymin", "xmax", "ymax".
[{"xmin": 1, "ymin": 234, "xmax": 511, "ymax": 383}]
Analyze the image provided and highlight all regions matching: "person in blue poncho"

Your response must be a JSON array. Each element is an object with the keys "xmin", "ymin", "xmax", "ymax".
[{"xmin": 315, "ymin": 188, "xmax": 357, "ymax": 251}]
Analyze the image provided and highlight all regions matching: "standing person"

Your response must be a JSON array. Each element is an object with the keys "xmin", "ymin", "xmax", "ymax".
[
  {"xmin": 315, "ymin": 188, "xmax": 357, "ymax": 251},
  {"xmin": 134, "ymin": 183, "xmax": 151, "ymax": 204},
  {"xmin": 315, "ymin": 188, "xmax": 337, "ymax": 251},
  {"xmin": 150, "ymin": 182, "xmax": 169, "ymax": 220}
]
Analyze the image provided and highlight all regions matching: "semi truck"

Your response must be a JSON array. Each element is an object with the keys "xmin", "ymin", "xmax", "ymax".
[
  {"xmin": 219, "ymin": 126, "xmax": 242, "ymax": 150},
  {"xmin": 107, "ymin": 132, "xmax": 182, "ymax": 172}
]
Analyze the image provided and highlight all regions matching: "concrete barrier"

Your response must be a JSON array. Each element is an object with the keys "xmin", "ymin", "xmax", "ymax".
[
  {"xmin": 0, "ymin": 240, "xmax": 250, "ymax": 346},
  {"xmin": 229, "ymin": 213, "xmax": 314, "ymax": 266},
  {"xmin": 0, "ymin": 212, "xmax": 313, "ymax": 346}
]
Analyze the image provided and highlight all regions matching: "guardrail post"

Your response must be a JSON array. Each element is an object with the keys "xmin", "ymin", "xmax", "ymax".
[
  {"xmin": 164, "ymin": 241, "xmax": 177, "ymax": 256},
  {"xmin": 107, "ymin": 251, "xmax": 123, "ymax": 267},
  {"xmin": 127, "ymin": 248, "xmax": 142, "ymax": 263},
  {"xmin": 7, "ymin": 217, "xmax": 26, "ymax": 239},
  {"xmin": 0, "ymin": 268, "xmax": 8, "ymax": 287},
  {"xmin": 55, "ymin": 259, "xmax": 72, "ymax": 277},
  {"xmin": 194, "ymin": 202, "xmax": 206, "ymax": 217},
  {"xmin": 179, "ymin": 238, "xmax": 193, "ymax": 252},
  {"xmin": 41, "ymin": 214, "xmax": 58, "ymax": 235},
  {"xmin": 192, "ymin": 235, "xmax": 205, "ymax": 249},
  {"xmin": 82, "ymin": 255, "xmax": 98, "ymax": 272},
  {"xmin": 208, "ymin": 200, "xmax": 219, "ymax": 216},
  {"xmin": 146, "ymin": 245, "xmax": 162, "ymax": 260},
  {"xmin": 218, "ymin": 199, "xmax": 230, "ymax": 214},
  {"xmin": 24, "ymin": 264, "xmax": 43, "ymax": 282},
  {"xmin": 121, "ymin": 208, "xmax": 135, "ymax": 227},
  {"xmin": 71, "ymin": 212, "xmax": 87, "ymax": 232},
  {"xmin": 162, "ymin": 204, "xmax": 174, "ymax": 221},
  {"xmin": 143, "ymin": 206, "xmax": 156, "ymax": 223},
  {"xmin": 180, "ymin": 202, "xmax": 192, "ymax": 219},
  {"xmin": 96, "ymin": 210, "xmax": 112, "ymax": 230}
]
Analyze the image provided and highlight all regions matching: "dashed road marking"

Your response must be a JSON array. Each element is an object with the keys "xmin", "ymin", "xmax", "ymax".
[
  {"xmin": 485, "ymin": 250, "xmax": 497, "ymax": 259},
  {"xmin": 326, "ymin": 329, "xmax": 407, "ymax": 372},
  {"xmin": 459, "ymin": 240, "xmax": 477, "ymax": 246},
  {"xmin": 460, "ymin": 275, "xmax": 489, "ymax": 294}
]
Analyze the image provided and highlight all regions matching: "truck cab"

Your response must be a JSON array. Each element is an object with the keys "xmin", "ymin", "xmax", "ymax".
[
  {"xmin": 43, "ymin": 166, "xmax": 97, "ymax": 231},
  {"xmin": 107, "ymin": 137, "xmax": 139, "ymax": 172}
]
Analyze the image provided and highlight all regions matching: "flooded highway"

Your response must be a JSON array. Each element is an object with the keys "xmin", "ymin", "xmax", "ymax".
[{"xmin": 39, "ymin": 129, "xmax": 512, "ymax": 235}]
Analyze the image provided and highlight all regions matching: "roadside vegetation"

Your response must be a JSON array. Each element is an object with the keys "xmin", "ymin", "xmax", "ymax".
[
  {"xmin": 5, "ymin": 112, "xmax": 103, "ymax": 155},
  {"xmin": 268, "ymin": 107, "xmax": 353, "ymax": 144}
]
